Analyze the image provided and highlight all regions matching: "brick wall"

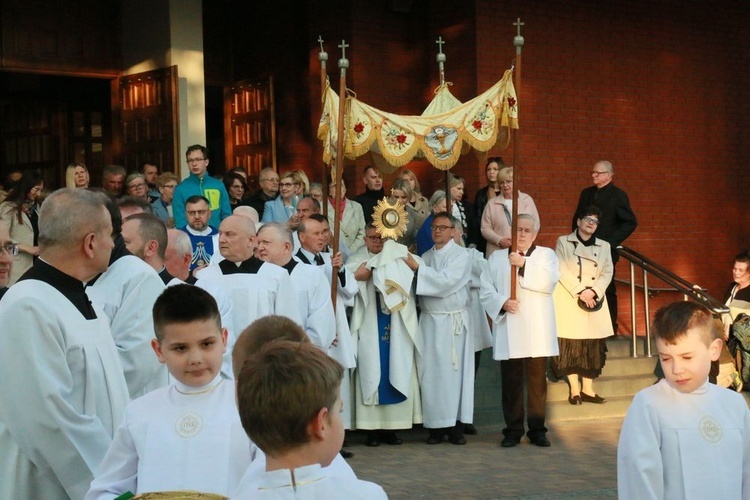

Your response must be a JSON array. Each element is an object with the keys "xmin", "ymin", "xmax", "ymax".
[{"xmin": 239, "ymin": 0, "xmax": 749, "ymax": 331}]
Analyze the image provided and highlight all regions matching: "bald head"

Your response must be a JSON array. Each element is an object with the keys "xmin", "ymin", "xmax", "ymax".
[
  {"xmin": 233, "ymin": 205, "xmax": 260, "ymax": 224},
  {"xmin": 218, "ymin": 215, "xmax": 257, "ymax": 263}
]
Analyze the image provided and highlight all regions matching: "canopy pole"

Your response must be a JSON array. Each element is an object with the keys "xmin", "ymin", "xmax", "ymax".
[
  {"xmin": 331, "ymin": 40, "xmax": 349, "ymax": 306},
  {"xmin": 435, "ymin": 36, "xmax": 451, "ymax": 213},
  {"xmin": 318, "ymin": 36, "xmax": 330, "ymax": 218},
  {"xmin": 510, "ymin": 18, "xmax": 524, "ymax": 300}
]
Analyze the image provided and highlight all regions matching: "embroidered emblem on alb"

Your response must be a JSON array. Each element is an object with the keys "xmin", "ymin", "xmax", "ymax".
[
  {"xmin": 176, "ymin": 412, "xmax": 203, "ymax": 438},
  {"xmin": 699, "ymin": 415, "xmax": 722, "ymax": 443}
]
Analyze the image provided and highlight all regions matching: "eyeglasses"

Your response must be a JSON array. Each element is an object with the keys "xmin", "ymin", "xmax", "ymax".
[
  {"xmin": 187, "ymin": 157, "xmax": 206, "ymax": 164},
  {"xmin": 582, "ymin": 216, "xmax": 599, "ymax": 225},
  {"xmin": 365, "ymin": 235, "xmax": 384, "ymax": 242},
  {"xmin": 261, "ymin": 177, "xmax": 279, "ymax": 183},
  {"xmin": 590, "ymin": 170, "xmax": 610, "ymax": 176},
  {"xmin": 431, "ymin": 225, "xmax": 452, "ymax": 232},
  {"xmin": 187, "ymin": 210, "xmax": 208, "ymax": 217},
  {"xmin": 279, "ymin": 182, "xmax": 295, "ymax": 188},
  {"xmin": 129, "ymin": 182, "xmax": 146, "ymax": 189},
  {"xmin": 498, "ymin": 180, "xmax": 513, "ymax": 185},
  {"xmin": 0, "ymin": 241, "xmax": 19, "ymax": 257}
]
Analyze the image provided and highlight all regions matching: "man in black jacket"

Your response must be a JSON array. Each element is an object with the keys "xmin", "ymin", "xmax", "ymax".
[
  {"xmin": 354, "ymin": 165, "xmax": 385, "ymax": 225},
  {"xmin": 572, "ymin": 160, "xmax": 637, "ymax": 332}
]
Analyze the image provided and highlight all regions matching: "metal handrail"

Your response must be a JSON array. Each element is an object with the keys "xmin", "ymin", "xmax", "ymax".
[{"xmin": 616, "ymin": 245, "xmax": 729, "ymax": 358}]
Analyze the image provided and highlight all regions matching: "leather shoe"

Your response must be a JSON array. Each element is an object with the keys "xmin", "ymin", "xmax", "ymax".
[
  {"xmin": 500, "ymin": 436, "xmax": 520, "ymax": 448},
  {"xmin": 381, "ymin": 431, "xmax": 402, "ymax": 445},
  {"xmin": 426, "ymin": 434, "xmax": 443, "ymax": 445},
  {"xmin": 340, "ymin": 449, "xmax": 354, "ymax": 458},
  {"xmin": 463, "ymin": 423, "xmax": 478, "ymax": 435},
  {"xmin": 365, "ymin": 432, "xmax": 380, "ymax": 447},
  {"xmin": 450, "ymin": 434, "xmax": 467, "ymax": 445},
  {"xmin": 529, "ymin": 435, "xmax": 551, "ymax": 447},
  {"xmin": 568, "ymin": 394, "xmax": 582, "ymax": 405},
  {"xmin": 581, "ymin": 392, "xmax": 607, "ymax": 404}
]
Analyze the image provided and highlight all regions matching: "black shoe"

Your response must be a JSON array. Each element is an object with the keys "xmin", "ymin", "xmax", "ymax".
[
  {"xmin": 501, "ymin": 436, "xmax": 520, "ymax": 448},
  {"xmin": 463, "ymin": 423, "xmax": 478, "ymax": 435},
  {"xmin": 381, "ymin": 431, "xmax": 403, "ymax": 445},
  {"xmin": 529, "ymin": 434, "xmax": 551, "ymax": 447},
  {"xmin": 426, "ymin": 430, "xmax": 444, "ymax": 445},
  {"xmin": 365, "ymin": 432, "xmax": 380, "ymax": 447},
  {"xmin": 568, "ymin": 394, "xmax": 582, "ymax": 405},
  {"xmin": 581, "ymin": 392, "xmax": 607, "ymax": 404},
  {"xmin": 340, "ymin": 449, "xmax": 354, "ymax": 458},
  {"xmin": 449, "ymin": 433, "xmax": 467, "ymax": 445}
]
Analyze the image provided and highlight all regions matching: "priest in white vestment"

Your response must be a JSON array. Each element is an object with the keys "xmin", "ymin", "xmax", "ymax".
[
  {"xmin": 0, "ymin": 189, "xmax": 130, "ymax": 500},
  {"xmin": 195, "ymin": 215, "xmax": 301, "ymax": 378},
  {"xmin": 88, "ymin": 198, "xmax": 169, "ymax": 399},
  {"xmin": 407, "ymin": 212, "xmax": 474, "ymax": 445},
  {"xmin": 295, "ymin": 215, "xmax": 358, "ymax": 431},
  {"xmin": 345, "ymin": 224, "xmax": 422, "ymax": 446},
  {"xmin": 480, "ymin": 214, "xmax": 559, "ymax": 448},
  {"xmin": 255, "ymin": 222, "xmax": 336, "ymax": 350}
]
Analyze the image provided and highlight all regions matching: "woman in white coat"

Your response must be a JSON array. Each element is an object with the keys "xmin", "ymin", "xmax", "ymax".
[{"xmin": 551, "ymin": 206, "xmax": 614, "ymax": 405}]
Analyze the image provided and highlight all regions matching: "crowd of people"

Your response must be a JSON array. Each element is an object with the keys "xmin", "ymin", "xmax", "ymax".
[{"xmin": 2, "ymin": 146, "xmax": 749, "ymax": 498}]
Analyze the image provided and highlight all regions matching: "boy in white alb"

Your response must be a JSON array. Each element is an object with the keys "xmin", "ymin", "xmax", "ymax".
[
  {"xmin": 618, "ymin": 301, "xmax": 750, "ymax": 499},
  {"xmin": 232, "ymin": 339, "xmax": 387, "ymax": 499},
  {"xmin": 86, "ymin": 285, "xmax": 252, "ymax": 499}
]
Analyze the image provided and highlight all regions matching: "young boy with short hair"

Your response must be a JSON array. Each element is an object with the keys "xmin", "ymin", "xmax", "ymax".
[
  {"xmin": 86, "ymin": 284, "xmax": 252, "ymax": 499},
  {"xmin": 232, "ymin": 340, "xmax": 387, "ymax": 499},
  {"xmin": 618, "ymin": 301, "xmax": 750, "ymax": 499}
]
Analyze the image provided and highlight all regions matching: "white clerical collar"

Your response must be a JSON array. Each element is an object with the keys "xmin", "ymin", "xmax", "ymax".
[
  {"xmin": 174, "ymin": 374, "xmax": 224, "ymax": 395},
  {"xmin": 185, "ymin": 226, "xmax": 214, "ymax": 237},
  {"xmin": 299, "ymin": 247, "xmax": 317, "ymax": 262}
]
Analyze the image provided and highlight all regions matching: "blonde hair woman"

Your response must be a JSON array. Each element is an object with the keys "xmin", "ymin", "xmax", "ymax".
[
  {"xmin": 398, "ymin": 167, "xmax": 430, "ymax": 224},
  {"xmin": 65, "ymin": 162, "xmax": 89, "ymax": 189}
]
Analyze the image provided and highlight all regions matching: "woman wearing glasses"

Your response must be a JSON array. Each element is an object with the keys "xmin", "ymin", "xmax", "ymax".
[
  {"xmin": 551, "ymin": 206, "xmax": 614, "ymax": 405},
  {"xmin": 480, "ymin": 166, "xmax": 539, "ymax": 257},
  {"xmin": 261, "ymin": 173, "xmax": 300, "ymax": 223},
  {"xmin": 0, "ymin": 172, "xmax": 43, "ymax": 285}
]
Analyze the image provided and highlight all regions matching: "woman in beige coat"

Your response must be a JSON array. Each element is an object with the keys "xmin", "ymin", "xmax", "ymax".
[
  {"xmin": 0, "ymin": 172, "xmax": 43, "ymax": 285},
  {"xmin": 552, "ymin": 206, "xmax": 614, "ymax": 405}
]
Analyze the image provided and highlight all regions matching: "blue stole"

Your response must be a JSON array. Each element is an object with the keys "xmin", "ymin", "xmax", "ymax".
[
  {"xmin": 183, "ymin": 228, "xmax": 218, "ymax": 270},
  {"xmin": 376, "ymin": 294, "xmax": 407, "ymax": 405}
]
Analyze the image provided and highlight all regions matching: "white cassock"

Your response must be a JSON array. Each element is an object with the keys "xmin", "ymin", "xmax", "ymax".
[
  {"xmin": 86, "ymin": 376, "xmax": 251, "ymax": 499},
  {"xmin": 466, "ymin": 247, "xmax": 493, "ymax": 352},
  {"xmin": 287, "ymin": 261, "xmax": 336, "ymax": 349},
  {"xmin": 196, "ymin": 257, "xmax": 302, "ymax": 378},
  {"xmin": 345, "ymin": 240, "xmax": 423, "ymax": 430},
  {"xmin": 232, "ymin": 464, "xmax": 387, "ymax": 499},
  {"xmin": 480, "ymin": 247, "xmax": 560, "ymax": 360},
  {"xmin": 319, "ymin": 251, "xmax": 358, "ymax": 429},
  {"xmin": 88, "ymin": 255, "xmax": 169, "ymax": 399},
  {"xmin": 417, "ymin": 239, "xmax": 475, "ymax": 428},
  {"xmin": 618, "ymin": 379, "xmax": 750, "ymax": 500},
  {"xmin": 232, "ymin": 452, "xmax": 355, "ymax": 497},
  {"xmin": 0, "ymin": 277, "xmax": 130, "ymax": 499}
]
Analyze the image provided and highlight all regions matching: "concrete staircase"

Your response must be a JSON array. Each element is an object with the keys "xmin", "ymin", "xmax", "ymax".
[
  {"xmin": 473, "ymin": 336, "xmax": 658, "ymax": 427},
  {"xmin": 546, "ymin": 336, "xmax": 657, "ymax": 421}
]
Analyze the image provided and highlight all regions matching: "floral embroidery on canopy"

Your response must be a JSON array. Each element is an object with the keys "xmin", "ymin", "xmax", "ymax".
[{"xmin": 317, "ymin": 69, "xmax": 518, "ymax": 172}]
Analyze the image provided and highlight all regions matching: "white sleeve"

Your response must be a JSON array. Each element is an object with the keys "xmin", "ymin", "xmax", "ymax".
[
  {"xmin": 84, "ymin": 414, "xmax": 138, "ymax": 500},
  {"xmin": 617, "ymin": 393, "xmax": 663, "ymax": 500},
  {"xmin": 415, "ymin": 250, "xmax": 471, "ymax": 297},
  {"xmin": 479, "ymin": 256, "xmax": 509, "ymax": 321},
  {"xmin": 305, "ymin": 270, "xmax": 337, "ymax": 349}
]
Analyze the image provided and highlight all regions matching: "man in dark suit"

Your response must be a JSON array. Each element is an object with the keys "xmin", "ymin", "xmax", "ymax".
[{"xmin": 572, "ymin": 160, "xmax": 637, "ymax": 333}]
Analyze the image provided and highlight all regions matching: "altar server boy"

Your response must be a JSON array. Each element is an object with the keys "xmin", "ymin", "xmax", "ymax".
[
  {"xmin": 232, "ymin": 340, "xmax": 387, "ymax": 499},
  {"xmin": 618, "ymin": 301, "xmax": 750, "ymax": 499},
  {"xmin": 86, "ymin": 285, "xmax": 252, "ymax": 499}
]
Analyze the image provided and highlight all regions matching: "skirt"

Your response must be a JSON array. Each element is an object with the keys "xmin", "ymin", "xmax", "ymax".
[{"xmin": 551, "ymin": 338, "xmax": 608, "ymax": 379}]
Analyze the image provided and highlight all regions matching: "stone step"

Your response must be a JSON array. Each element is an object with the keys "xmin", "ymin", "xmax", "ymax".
[
  {"xmin": 548, "ymin": 395, "xmax": 634, "ymax": 422},
  {"xmin": 605, "ymin": 335, "xmax": 655, "ymax": 358},
  {"xmin": 547, "ymin": 373, "xmax": 657, "ymax": 401},
  {"xmin": 601, "ymin": 355, "xmax": 658, "ymax": 377}
]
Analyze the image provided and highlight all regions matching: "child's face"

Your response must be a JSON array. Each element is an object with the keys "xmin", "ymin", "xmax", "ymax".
[
  {"xmin": 321, "ymin": 387, "xmax": 345, "ymax": 467},
  {"xmin": 656, "ymin": 327, "xmax": 722, "ymax": 394},
  {"xmin": 152, "ymin": 319, "xmax": 227, "ymax": 387}
]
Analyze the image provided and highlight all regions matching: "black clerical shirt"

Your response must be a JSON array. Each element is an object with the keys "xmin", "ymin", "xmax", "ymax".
[{"xmin": 19, "ymin": 259, "xmax": 98, "ymax": 320}]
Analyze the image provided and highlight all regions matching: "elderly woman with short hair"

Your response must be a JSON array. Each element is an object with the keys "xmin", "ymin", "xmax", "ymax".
[{"xmin": 125, "ymin": 173, "xmax": 150, "ymax": 202}]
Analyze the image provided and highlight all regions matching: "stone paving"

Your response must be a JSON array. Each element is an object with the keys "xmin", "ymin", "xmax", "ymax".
[{"xmin": 345, "ymin": 417, "xmax": 623, "ymax": 499}]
